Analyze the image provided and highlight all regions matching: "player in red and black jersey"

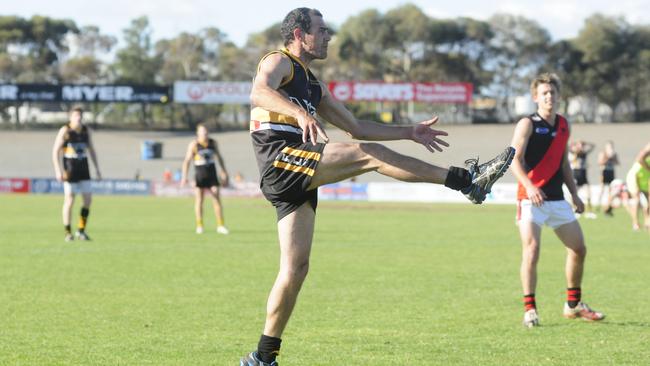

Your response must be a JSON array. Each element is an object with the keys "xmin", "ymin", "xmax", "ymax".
[
  {"xmin": 51, "ymin": 106, "xmax": 101, "ymax": 242},
  {"xmin": 510, "ymin": 73, "xmax": 605, "ymax": 328}
]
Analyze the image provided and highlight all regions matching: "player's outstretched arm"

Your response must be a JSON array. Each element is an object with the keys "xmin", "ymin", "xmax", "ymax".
[{"xmin": 317, "ymin": 84, "xmax": 449, "ymax": 153}]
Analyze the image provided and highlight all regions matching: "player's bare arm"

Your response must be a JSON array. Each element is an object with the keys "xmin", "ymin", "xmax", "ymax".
[
  {"xmin": 180, "ymin": 141, "xmax": 196, "ymax": 187},
  {"xmin": 86, "ymin": 128, "xmax": 101, "ymax": 180},
  {"xmin": 637, "ymin": 143, "xmax": 650, "ymax": 170},
  {"xmin": 317, "ymin": 83, "xmax": 449, "ymax": 153},
  {"xmin": 251, "ymin": 53, "xmax": 328, "ymax": 145},
  {"xmin": 52, "ymin": 127, "xmax": 66, "ymax": 182},
  {"xmin": 214, "ymin": 144, "xmax": 229, "ymax": 185},
  {"xmin": 510, "ymin": 117, "xmax": 546, "ymax": 205},
  {"xmin": 598, "ymin": 151, "xmax": 607, "ymax": 166},
  {"xmin": 561, "ymin": 148, "xmax": 584, "ymax": 213}
]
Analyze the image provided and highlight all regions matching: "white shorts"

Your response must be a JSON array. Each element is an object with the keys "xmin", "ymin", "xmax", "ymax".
[
  {"xmin": 517, "ymin": 199, "xmax": 576, "ymax": 229},
  {"xmin": 63, "ymin": 180, "xmax": 91, "ymax": 195}
]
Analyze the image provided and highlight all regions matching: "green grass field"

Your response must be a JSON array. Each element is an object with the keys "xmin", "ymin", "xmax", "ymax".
[{"xmin": 1, "ymin": 194, "xmax": 649, "ymax": 365}]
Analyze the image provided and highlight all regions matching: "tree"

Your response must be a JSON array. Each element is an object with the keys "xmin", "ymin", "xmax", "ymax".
[
  {"xmin": 0, "ymin": 15, "xmax": 78, "ymax": 82},
  {"xmin": 111, "ymin": 16, "xmax": 162, "ymax": 126},
  {"xmin": 574, "ymin": 14, "xmax": 636, "ymax": 121},
  {"xmin": 59, "ymin": 25, "xmax": 116, "ymax": 83},
  {"xmin": 113, "ymin": 16, "xmax": 160, "ymax": 84},
  {"xmin": 487, "ymin": 14, "xmax": 551, "ymax": 120},
  {"xmin": 543, "ymin": 40, "xmax": 586, "ymax": 114}
]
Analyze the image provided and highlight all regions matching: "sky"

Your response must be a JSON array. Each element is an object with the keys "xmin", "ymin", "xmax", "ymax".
[{"xmin": 4, "ymin": 0, "xmax": 650, "ymax": 47}]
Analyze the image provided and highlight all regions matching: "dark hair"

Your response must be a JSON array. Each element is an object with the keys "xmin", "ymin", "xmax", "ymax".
[
  {"xmin": 280, "ymin": 8, "xmax": 322, "ymax": 46},
  {"xmin": 70, "ymin": 105, "xmax": 84, "ymax": 114}
]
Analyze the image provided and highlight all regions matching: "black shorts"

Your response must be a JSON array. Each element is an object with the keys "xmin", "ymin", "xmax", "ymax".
[
  {"xmin": 195, "ymin": 165, "xmax": 220, "ymax": 188},
  {"xmin": 251, "ymin": 128, "xmax": 325, "ymax": 220},
  {"xmin": 63, "ymin": 158, "xmax": 91, "ymax": 183},
  {"xmin": 602, "ymin": 169, "xmax": 614, "ymax": 184},
  {"xmin": 573, "ymin": 169, "xmax": 588, "ymax": 186}
]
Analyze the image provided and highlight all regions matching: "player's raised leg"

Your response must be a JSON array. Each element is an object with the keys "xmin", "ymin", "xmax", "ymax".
[{"xmin": 308, "ymin": 142, "xmax": 515, "ymax": 204}]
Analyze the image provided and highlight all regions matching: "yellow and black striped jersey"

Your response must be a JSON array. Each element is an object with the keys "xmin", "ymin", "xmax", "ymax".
[
  {"xmin": 193, "ymin": 138, "xmax": 216, "ymax": 166},
  {"xmin": 250, "ymin": 48, "xmax": 323, "ymax": 131},
  {"xmin": 62, "ymin": 124, "xmax": 89, "ymax": 160}
]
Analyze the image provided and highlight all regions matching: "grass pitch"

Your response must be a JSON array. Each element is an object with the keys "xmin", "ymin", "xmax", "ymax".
[{"xmin": 1, "ymin": 195, "xmax": 649, "ymax": 365}]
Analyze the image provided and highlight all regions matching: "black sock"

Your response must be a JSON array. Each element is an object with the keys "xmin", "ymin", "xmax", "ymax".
[
  {"xmin": 444, "ymin": 166, "xmax": 472, "ymax": 191},
  {"xmin": 257, "ymin": 334, "xmax": 282, "ymax": 363},
  {"xmin": 64, "ymin": 225, "xmax": 71, "ymax": 234},
  {"xmin": 79, "ymin": 207, "xmax": 89, "ymax": 232},
  {"xmin": 567, "ymin": 287, "xmax": 581, "ymax": 308}
]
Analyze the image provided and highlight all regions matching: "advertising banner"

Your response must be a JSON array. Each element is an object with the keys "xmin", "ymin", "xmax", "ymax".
[
  {"xmin": 0, "ymin": 178, "xmax": 30, "ymax": 193},
  {"xmin": 328, "ymin": 81, "xmax": 473, "ymax": 103},
  {"xmin": 0, "ymin": 84, "xmax": 170, "ymax": 103},
  {"xmin": 173, "ymin": 81, "xmax": 251, "ymax": 104},
  {"xmin": 30, "ymin": 179, "xmax": 151, "ymax": 195}
]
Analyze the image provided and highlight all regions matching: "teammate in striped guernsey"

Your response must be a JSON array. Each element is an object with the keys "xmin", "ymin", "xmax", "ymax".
[
  {"xmin": 51, "ymin": 106, "xmax": 102, "ymax": 242},
  {"xmin": 510, "ymin": 73, "xmax": 605, "ymax": 328},
  {"xmin": 181, "ymin": 123, "xmax": 230, "ymax": 235},
  {"xmin": 241, "ymin": 8, "xmax": 515, "ymax": 365}
]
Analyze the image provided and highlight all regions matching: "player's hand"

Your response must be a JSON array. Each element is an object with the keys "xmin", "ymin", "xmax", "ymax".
[
  {"xmin": 296, "ymin": 110, "xmax": 329, "ymax": 145},
  {"xmin": 410, "ymin": 116, "xmax": 449, "ymax": 153},
  {"xmin": 220, "ymin": 173, "xmax": 229, "ymax": 187},
  {"xmin": 180, "ymin": 178, "xmax": 188, "ymax": 188},
  {"xmin": 55, "ymin": 172, "xmax": 63, "ymax": 182},
  {"xmin": 95, "ymin": 170, "xmax": 102, "ymax": 181},
  {"xmin": 571, "ymin": 193, "xmax": 585, "ymax": 213},
  {"xmin": 526, "ymin": 185, "xmax": 546, "ymax": 206}
]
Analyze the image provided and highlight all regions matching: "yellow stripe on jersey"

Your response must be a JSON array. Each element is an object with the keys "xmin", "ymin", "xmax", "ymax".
[
  {"xmin": 251, "ymin": 107, "xmax": 300, "ymax": 127},
  {"xmin": 64, "ymin": 146, "xmax": 76, "ymax": 155},
  {"xmin": 281, "ymin": 146, "xmax": 321, "ymax": 161},
  {"xmin": 272, "ymin": 160, "xmax": 316, "ymax": 177}
]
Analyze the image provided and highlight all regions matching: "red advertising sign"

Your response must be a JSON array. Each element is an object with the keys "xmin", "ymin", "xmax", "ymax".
[
  {"xmin": 0, "ymin": 178, "xmax": 30, "ymax": 193},
  {"xmin": 328, "ymin": 81, "xmax": 473, "ymax": 103}
]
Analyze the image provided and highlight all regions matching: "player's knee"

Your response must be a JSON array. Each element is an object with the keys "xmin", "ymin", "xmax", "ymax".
[
  {"xmin": 572, "ymin": 244, "xmax": 587, "ymax": 258},
  {"xmin": 522, "ymin": 242, "xmax": 540, "ymax": 261},
  {"xmin": 283, "ymin": 260, "xmax": 310, "ymax": 282}
]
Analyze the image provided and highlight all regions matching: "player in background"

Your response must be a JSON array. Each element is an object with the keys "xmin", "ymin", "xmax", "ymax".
[
  {"xmin": 625, "ymin": 142, "xmax": 650, "ymax": 231},
  {"xmin": 569, "ymin": 139, "xmax": 596, "ymax": 218},
  {"xmin": 597, "ymin": 141, "xmax": 619, "ymax": 216},
  {"xmin": 51, "ymin": 106, "xmax": 102, "ymax": 242},
  {"xmin": 181, "ymin": 123, "xmax": 230, "ymax": 235},
  {"xmin": 509, "ymin": 73, "xmax": 605, "ymax": 328}
]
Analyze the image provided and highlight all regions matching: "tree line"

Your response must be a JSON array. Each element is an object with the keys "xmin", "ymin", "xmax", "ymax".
[{"xmin": 1, "ymin": 4, "xmax": 649, "ymax": 127}]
